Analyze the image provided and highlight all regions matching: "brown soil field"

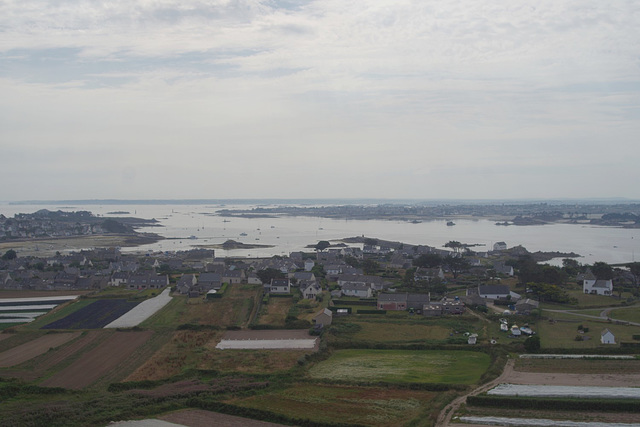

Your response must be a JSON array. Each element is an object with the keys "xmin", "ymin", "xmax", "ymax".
[
  {"xmin": 126, "ymin": 330, "xmax": 221, "ymax": 382},
  {"xmin": 507, "ymin": 357, "xmax": 640, "ymax": 387},
  {"xmin": 159, "ymin": 409, "xmax": 286, "ymax": 427},
  {"xmin": 41, "ymin": 330, "xmax": 153, "ymax": 389},
  {"xmin": 0, "ymin": 332, "xmax": 80, "ymax": 367},
  {"xmin": 0, "ymin": 334, "xmax": 13, "ymax": 343},
  {"xmin": 0, "ymin": 330, "xmax": 103, "ymax": 381},
  {"xmin": 516, "ymin": 357, "xmax": 640, "ymax": 374}
]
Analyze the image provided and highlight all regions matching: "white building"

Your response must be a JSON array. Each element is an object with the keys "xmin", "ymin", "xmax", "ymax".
[{"xmin": 601, "ymin": 328, "xmax": 615, "ymax": 344}]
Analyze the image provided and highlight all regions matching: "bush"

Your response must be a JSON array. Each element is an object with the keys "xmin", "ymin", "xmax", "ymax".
[{"xmin": 523, "ymin": 335, "xmax": 541, "ymax": 353}]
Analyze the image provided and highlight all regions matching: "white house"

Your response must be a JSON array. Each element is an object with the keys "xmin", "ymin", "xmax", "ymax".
[
  {"xmin": 301, "ymin": 281, "xmax": 322, "ymax": 300},
  {"xmin": 601, "ymin": 328, "xmax": 615, "ymax": 344},
  {"xmin": 269, "ymin": 278, "xmax": 291, "ymax": 294},
  {"xmin": 493, "ymin": 241, "xmax": 507, "ymax": 251},
  {"xmin": 477, "ymin": 285, "xmax": 511, "ymax": 300},
  {"xmin": 341, "ymin": 282, "xmax": 372, "ymax": 298},
  {"xmin": 583, "ymin": 279, "xmax": 613, "ymax": 296}
]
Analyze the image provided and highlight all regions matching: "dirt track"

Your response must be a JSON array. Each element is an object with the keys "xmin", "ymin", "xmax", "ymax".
[
  {"xmin": 0, "ymin": 332, "xmax": 80, "ymax": 367},
  {"xmin": 41, "ymin": 330, "xmax": 153, "ymax": 389}
]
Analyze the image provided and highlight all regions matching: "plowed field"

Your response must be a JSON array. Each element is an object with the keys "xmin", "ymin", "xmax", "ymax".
[
  {"xmin": 0, "ymin": 332, "xmax": 80, "ymax": 367},
  {"xmin": 41, "ymin": 330, "xmax": 152, "ymax": 389}
]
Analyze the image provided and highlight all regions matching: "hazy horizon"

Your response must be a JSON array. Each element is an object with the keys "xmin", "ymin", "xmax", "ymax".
[
  {"xmin": 3, "ymin": 197, "xmax": 640, "ymax": 206},
  {"xmin": 1, "ymin": 1, "xmax": 638, "ymax": 200}
]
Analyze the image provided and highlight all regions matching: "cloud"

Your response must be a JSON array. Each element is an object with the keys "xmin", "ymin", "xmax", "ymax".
[{"xmin": 0, "ymin": 1, "xmax": 639, "ymax": 200}]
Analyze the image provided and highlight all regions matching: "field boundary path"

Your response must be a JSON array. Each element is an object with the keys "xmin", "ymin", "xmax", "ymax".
[
  {"xmin": 436, "ymin": 358, "xmax": 514, "ymax": 426},
  {"xmin": 543, "ymin": 305, "xmax": 640, "ymax": 326}
]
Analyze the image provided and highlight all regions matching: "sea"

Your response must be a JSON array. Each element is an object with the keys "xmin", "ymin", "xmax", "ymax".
[{"xmin": 2, "ymin": 202, "xmax": 640, "ymax": 266}]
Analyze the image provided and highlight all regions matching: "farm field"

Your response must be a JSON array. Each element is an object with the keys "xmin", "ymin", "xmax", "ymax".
[
  {"xmin": 159, "ymin": 409, "xmax": 287, "ymax": 427},
  {"xmin": 42, "ymin": 299, "xmax": 140, "ymax": 329},
  {"xmin": 308, "ymin": 349, "xmax": 490, "ymax": 384},
  {"xmin": 147, "ymin": 284, "xmax": 262, "ymax": 328},
  {"xmin": 537, "ymin": 317, "xmax": 640, "ymax": 348},
  {"xmin": 609, "ymin": 305, "xmax": 640, "ymax": 324},
  {"xmin": 515, "ymin": 357, "xmax": 640, "ymax": 375},
  {"xmin": 0, "ymin": 332, "xmax": 80, "ymax": 367},
  {"xmin": 41, "ymin": 330, "xmax": 153, "ymax": 389},
  {"xmin": 456, "ymin": 357, "xmax": 640, "ymax": 425},
  {"xmin": 228, "ymin": 383, "xmax": 446, "ymax": 427},
  {"xmin": 329, "ymin": 320, "xmax": 453, "ymax": 343},
  {"xmin": 105, "ymin": 288, "xmax": 172, "ymax": 328},
  {"xmin": 256, "ymin": 297, "xmax": 293, "ymax": 326},
  {"xmin": 0, "ymin": 330, "xmax": 103, "ymax": 381}
]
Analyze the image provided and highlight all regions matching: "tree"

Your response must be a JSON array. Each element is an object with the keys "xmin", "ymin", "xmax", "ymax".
[
  {"xmin": 314, "ymin": 241, "xmax": 331, "ymax": 252},
  {"xmin": 444, "ymin": 241, "xmax": 464, "ymax": 254},
  {"xmin": 1, "ymin": 249, "xmax": 17, "ymax": 260},
  {"xmin": 591, "ymin": 262, "xmax": 614, "ymax": 280},
  {"xmin": 412, "ymin": 253, "xmax": 442, "ymax": 268},
  {"xmin": 256, "ymin": 268, "xmax": 285, "ymax": 284},
  {"xmin": 444, "ymin": 255, "xmax": 469, "ymax": 279},
  {"xmin": 344, "ymin": 256, "xmax": 360, "ymax": 268},
  {"xmin": 628, "ymin": 262, "xmax": 640, "ymax": 286},
  {"xmin": 562, "ymin": 258, "xmax": 581, "ymax": 277},
  {"xmin": 403, "ymin": 268, "xmax": 416, "ymax": 286},
  {"xmin": 524, "ymin": 335, "xmax": 541, "ymax": 353},
  {"xmin": 361, "ymin": 259, "xmax": 379, "ymax": 275}
]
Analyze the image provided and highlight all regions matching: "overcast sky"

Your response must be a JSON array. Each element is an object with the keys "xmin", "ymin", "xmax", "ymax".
[{"xmin": 1, "ymin": 1, "xmax": 639, "ymax": 201}]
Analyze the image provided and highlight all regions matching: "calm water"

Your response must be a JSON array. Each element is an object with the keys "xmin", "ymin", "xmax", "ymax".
[{"xmin": 2, "ymin": 203, "xmax": 640, "ymax": 265}]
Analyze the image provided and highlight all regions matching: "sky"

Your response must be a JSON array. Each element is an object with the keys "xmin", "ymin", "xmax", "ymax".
[{"xmin": 1, "ymin": 1, "xmax": 639, "ymax": 201}]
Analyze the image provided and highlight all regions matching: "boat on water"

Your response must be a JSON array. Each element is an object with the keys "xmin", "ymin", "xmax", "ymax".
[{"xmin": 240, "ymin": 233, "xmax": 247, "ymax": 236}]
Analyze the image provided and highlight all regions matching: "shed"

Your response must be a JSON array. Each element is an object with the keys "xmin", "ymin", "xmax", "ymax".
[{"xmin": 601, "ymin": 328, "xmax": 615, "ymax": 345}]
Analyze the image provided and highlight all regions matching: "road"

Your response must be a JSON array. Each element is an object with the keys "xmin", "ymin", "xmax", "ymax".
[
  {"xmin": 436, "ymin": 358, "xmax": 514, "ymax": 426},
  {"xmin": 542, "ymin": 304, "xmax": 640, "ymax": 327}
]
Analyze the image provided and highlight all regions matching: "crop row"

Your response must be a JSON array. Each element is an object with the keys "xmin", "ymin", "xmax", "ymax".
[{"xmin": 42, "ymin": 299, "xmax": 140, "ymax": 329}]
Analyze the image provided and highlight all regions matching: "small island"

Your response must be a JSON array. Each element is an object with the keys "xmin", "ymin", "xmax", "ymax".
[{"xmin": 196, "ymin": 239, "xmax": 275, "ymax": 250}]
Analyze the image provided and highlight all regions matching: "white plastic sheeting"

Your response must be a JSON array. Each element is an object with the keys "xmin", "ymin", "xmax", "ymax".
[
  {"xmin": 488, "ymin": 384, "xmax": 640, "ymax": 399},
  {"xmin": 520, "ymin": 354, "xmax": 636, "ymax": 360},
  {"xmin": 216, "ymin": 338, "xmax": 317, "ymax": 350},
  {"xmin": 104, "ymin": 288, "xmax": 172, "ymax": 328},
  {"xmin": 459, "ymin": 416, "xmax": 640, "ymax": 426}
]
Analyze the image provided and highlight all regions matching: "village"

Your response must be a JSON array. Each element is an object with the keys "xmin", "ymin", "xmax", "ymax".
[{"xmin": 1, "ymin": 227, "xmax": 640, "ymax": 426}]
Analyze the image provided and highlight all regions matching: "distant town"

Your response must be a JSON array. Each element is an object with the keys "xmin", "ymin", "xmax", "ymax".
[{"xmin": 1, "ymin": 206, "xmax": 639, "ymax": 426}]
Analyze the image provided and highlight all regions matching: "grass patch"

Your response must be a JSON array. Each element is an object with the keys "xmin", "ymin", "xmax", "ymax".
[
  {"xmin": 609, "ymin": 306, "xmax": 640, "ymax": 324},
  {"xmin": 257, "ymin": 298, "xmax": 294, "ymax": 326},
  {"xmin": 332, "ymin": 321, "xmax": 451, "ymax": 343},
  {"xmin": 308, "ymin": 349, "xmax": 490, "ymax": 384},
  {"xmin": 227, "ymin": 383, "xmax": 444, "ymax": 427},
  {"xmin": 538, "ymin": 317, "xmax": 640, "ymax": 348},
  {"xmin": 198, "ymin": 349, "xmax": 306, "ymax": 374}
]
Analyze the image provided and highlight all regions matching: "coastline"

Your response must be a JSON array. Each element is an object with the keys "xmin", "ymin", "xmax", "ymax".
[{"xmin": 0, "ymin": 233, "xmax": 164, "ymax": 257}]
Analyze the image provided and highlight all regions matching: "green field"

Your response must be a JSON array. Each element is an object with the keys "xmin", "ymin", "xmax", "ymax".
[
  {"xmin": 609, "ymin": 306, "xmax": 640, "ymax": 324},
  {"xmin": 538, "ymin": 317, "xmax": 640, "ymax": 348},
  {"xmin": 229, "ymin": 383, "xmax": 445, "ymax": 426},
  {"xmin": 308, "ymin": 349, "xmax": 490, "ymax": 384}
]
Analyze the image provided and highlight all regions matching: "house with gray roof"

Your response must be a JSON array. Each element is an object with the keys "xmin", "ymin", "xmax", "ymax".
[{"xmin": 341, "ymin": 282, "xmax": 372, "ymax": 298}]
